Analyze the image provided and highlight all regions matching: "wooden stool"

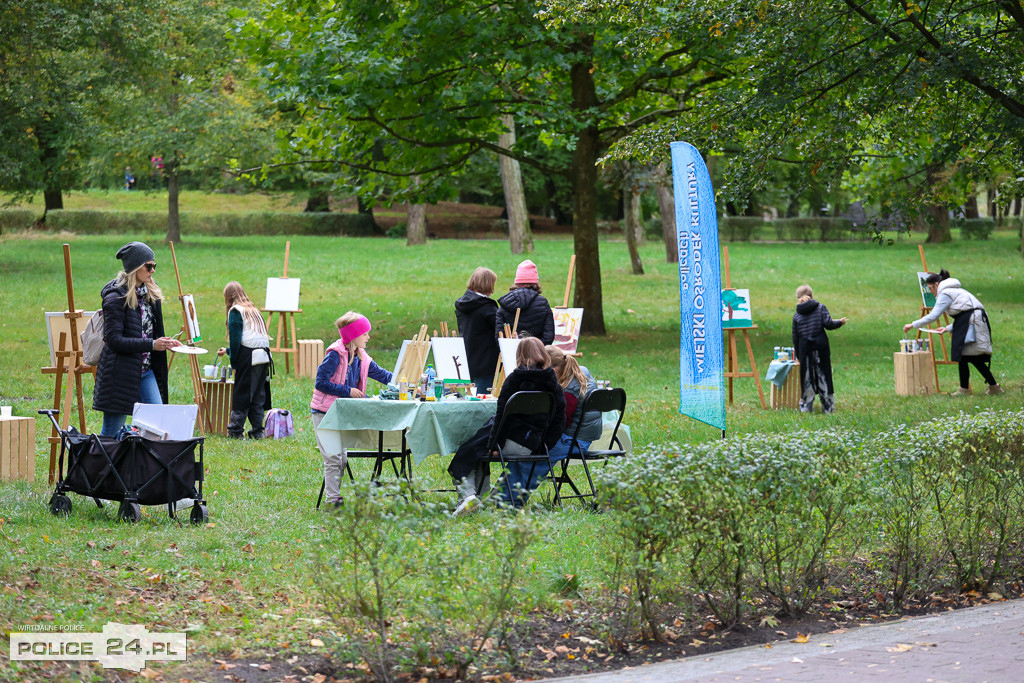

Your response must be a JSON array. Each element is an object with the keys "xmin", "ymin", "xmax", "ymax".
[
  {"xmin": 297, "ymin": 339, "xmax": 325, "ymax": 379},
  {"xmin": 202, "ymin": 380, "xmax": 234, "ymax": 436},
  {"xmin": 769, "ymin": 360, "xmax": 801, "ymax": 410},
  {"xmin": 894, "ymin": 352, "xmax": 935, "ymax": 396},
  {"xmin": 1, "ymin": 415, "xmax": 35, "ymax": 482}
]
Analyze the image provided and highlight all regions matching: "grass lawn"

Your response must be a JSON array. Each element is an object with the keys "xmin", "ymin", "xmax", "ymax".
[{"xmin": 0, "ymin": 229, "xmax": 1022, "ymax": 680}]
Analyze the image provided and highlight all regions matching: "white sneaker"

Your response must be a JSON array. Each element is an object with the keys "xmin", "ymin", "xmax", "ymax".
[{"xmin": 453, "ymin": 495, "xmax": 481, "ymax": 517}]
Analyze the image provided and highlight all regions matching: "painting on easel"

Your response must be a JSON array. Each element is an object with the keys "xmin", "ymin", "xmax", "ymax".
[
  {"xmin": 183, "ymin": 294, "xmax": 202, "ymax": 342},
  {"xmin": 431, "ymin": 337, "xmax": 470, "ymax": 381},
  {"xmin": 45, "ymin": 311, "xmax": 95, "ymax": 366},
  {"xmin": 721, "ymin": 288, "xmax": 752, "ymax": 328},
  {"xmin": 917, "ymin": 272, "xmax": 936, "ymax": 308},
  {"xmin": 552, "ymin": 308, "xmax": 584, "ymax": 353}
]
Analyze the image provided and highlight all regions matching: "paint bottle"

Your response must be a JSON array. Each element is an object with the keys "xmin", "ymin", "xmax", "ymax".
[{"xmin": 399, "ymin": 376, "xmax": 408, "ymax": 401}]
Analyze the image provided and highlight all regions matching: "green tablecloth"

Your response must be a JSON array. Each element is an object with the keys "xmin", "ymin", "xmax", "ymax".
[{"xmin": 315, "ymin": 397, "xmax": 497, "ymax": 465}]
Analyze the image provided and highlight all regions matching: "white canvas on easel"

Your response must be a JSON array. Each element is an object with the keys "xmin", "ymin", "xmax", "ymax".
[
  {"xmin": 431, "ymin": 337, "xmax": 469, "ymax": 381},
  {"xmin": 498, "ymin": 337, "xmax": 521, "ymax": 377},
  {"xmin": 265, "ymin": 277, "xmax": 301, "ymax": 312},
  {"xmin": 392, "ymin": 340, "xmax": 412, "ymax": 380},
  {"xmin": 46, "ymin": 311, "xmax": 96, "ymax": 366}
]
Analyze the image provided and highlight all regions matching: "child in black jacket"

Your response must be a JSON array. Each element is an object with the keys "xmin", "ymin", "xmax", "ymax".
[
  {"xmin": 792, "ymin": 284, "xmax": 847, "ymax": 413},
  {"xmin": 449, "ymin": 337, "xmax": 565, "ymax": 515},
  {"xmin": 495, "ymin": 260, "xmax": 555, "ymax": 344}
]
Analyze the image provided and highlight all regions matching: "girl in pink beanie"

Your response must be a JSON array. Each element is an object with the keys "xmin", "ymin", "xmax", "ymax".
[
  {"xmin": 496, "ymin": 260, "xmax": 555, "ymax": 344},
  {"xmin": 310, "ymin": 311, "xmax": 393, "ymax": 507}
]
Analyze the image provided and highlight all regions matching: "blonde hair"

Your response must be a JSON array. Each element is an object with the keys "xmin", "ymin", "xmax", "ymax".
[
  {"xmin": 795, "ymin": 284, "xmax": 813, "ymax": 303},
  {"xmin": 515, "ymin": 337, "xmax": 549, "ymax": 369},
  {"xmin": 545, "ymin": 345, "xmax": 589, "ymax": 394},
  {"xmin": 334, "ymin": 310, "xmax": 365, "ymax": 365},
  {"xmin": 115, "ymin": 268, "xmax": 163, "ymax": 309},
  {"xmin": 466, "ymin": 267, "xmax": 496, "ymax": 296},
  {"xmin": 223, "ymin": 281, "xmax": 268, "ymax": 335}
]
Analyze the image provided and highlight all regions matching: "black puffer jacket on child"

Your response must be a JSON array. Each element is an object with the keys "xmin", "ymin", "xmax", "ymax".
[{"xmin": 495, "ymin": 288, "xmax": 554, "ymax": 344}]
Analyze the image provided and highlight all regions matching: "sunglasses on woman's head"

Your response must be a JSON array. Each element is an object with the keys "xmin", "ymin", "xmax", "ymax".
[{"xmin": 143, "ymin": 263, "xmax": 156, "ymax": 272}]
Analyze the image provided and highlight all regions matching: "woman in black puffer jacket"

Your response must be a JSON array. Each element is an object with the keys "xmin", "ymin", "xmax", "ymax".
[
  {"xmin": 495, "ymin": 260, "xmax": 555, "ymax": 344},
  {"xmin": 92, "ymin": 242, "xmax": 181, "ymax": 436}
]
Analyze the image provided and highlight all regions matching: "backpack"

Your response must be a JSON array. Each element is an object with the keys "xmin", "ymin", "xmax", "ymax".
[
  {"xmin": 264, "ymin": 409, "xmax": 294, "ymax": 439},
  {"xmin": 81, "ymin": 311, "xmax": 105, "ymax": 366}
]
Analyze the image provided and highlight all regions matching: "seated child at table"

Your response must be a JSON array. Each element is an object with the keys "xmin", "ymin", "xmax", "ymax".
[
  {"xmin": 448, "ymin": 337, "xmax": 565, "ymax": 516},
  {"xmin": 497, "ymin": 345, "xmax": 603, "ymax": 505},
  {"xmin": 310, "ymin": 312, "xmax": 393, "ymax": 507}
]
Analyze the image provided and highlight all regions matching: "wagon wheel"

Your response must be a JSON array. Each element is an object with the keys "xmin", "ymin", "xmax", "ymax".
[
  {"xmin": 118, "ymin": 501, "xmax": 142, "ymax": 523},
  {"xmin": 189, "ymin": 504, "xmax": 209, "ymax": 526},
  {"xmin": 49, "ymin": 494, "xmax": 72, "ymax": 517}
]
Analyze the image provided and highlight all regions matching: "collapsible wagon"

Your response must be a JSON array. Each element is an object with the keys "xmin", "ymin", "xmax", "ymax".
[{"xmin": 40, "ymin": 409, "xmax": 208, "ymax": 524}]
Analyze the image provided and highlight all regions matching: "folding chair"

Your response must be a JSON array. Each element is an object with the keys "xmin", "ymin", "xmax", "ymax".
[
  {"xmin": 553, "ymin": 387, "xmax": 627, "ymax": 507},
  {"xmin": 315, "ymin": 430, "xmax": 411, "ymax": 509},
  {"xmin": 484, "ymin": 391, "xmax": 561, "ymax": 508}
]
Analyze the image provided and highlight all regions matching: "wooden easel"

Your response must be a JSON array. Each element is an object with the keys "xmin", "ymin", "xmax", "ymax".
[
  {"xmin": 560, "ymin": 254, "xmax": 576, "ymax": 308},
  {"xmin": 721, "ymin": 247, "xmax": 767, "ymax": 409},
  {"xmin": 41, "ymin": 244, "xmax": 96, "ymax": 483},
  {"xmin": 169, "ymin": 243, "xmax": 210, "ymax": 435},
  {"xmin": 916, "ymin": 245, "xmax": 954, "ymax": 392},
  {"xmin": 396, "ymin": 325, "xmax": 431, "ymax": 384},
  {"xmin": 262, "ymin": 241, "xmax": 299, "ymax": 374}
]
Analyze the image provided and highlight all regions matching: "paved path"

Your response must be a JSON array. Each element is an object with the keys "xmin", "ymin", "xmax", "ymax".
[{"xmin": 546, "ymin": 599, "xmax": 1024, "ymax": 682}]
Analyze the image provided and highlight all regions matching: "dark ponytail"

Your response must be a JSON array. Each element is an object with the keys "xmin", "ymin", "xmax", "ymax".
[{"xmin": 925, "ymin": 269, "xmax": 950, "ymax": 285}]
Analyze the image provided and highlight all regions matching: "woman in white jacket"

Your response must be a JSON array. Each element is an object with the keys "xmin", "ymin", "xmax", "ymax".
[{"xmin": 904, "ymin": 269, "xmax": 1002, "ymax": 396}]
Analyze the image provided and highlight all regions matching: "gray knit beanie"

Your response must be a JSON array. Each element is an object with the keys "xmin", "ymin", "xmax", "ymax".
[{"xmin": 116, "ymin": 241, "xmax": 155, "ymax": 275}]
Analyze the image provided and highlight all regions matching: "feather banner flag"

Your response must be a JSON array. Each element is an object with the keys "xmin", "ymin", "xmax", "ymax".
[{"xmin": 671, "ymin": 141, "xmax": 725, "ymax": 430}]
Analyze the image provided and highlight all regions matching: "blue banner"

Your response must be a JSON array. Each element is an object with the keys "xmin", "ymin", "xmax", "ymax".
[{"xmin": 671, "ymin": 141, "xmax": 725, "ymax": 430}]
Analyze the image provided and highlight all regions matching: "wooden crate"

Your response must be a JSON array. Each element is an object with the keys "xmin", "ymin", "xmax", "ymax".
[
  {"xmin": 769, "ymin": 360, "xmax": 801, "ymax": 410},
  {"xmin": 202, "ymin": 380, "xmax": 234, "ymax": 436},
  {"xmin": 894, "ymin": 352, "xmax": 935, "ymax": 396},
  {"xmin": 297, "ymin": 339, "xmax": 325, "ymax": 379},
  {"xmin": 1, "ymin": 416, "xmax": 35, "ymax": 482}
]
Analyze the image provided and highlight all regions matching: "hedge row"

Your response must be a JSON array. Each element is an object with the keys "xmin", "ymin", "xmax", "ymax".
[
  {"xmin": 718, "ymin": 216, "xmax": 857, "ymax": 242},
  {"xmin": 0, "ymin": 209, "xmax": 379, "ymax": 237},
  {"xmin": 598, "ymin": 409, "xmax": 1024, "ymax": 633}
]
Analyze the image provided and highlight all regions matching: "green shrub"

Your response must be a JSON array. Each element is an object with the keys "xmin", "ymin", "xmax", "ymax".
[
  {"xmin": 868, "ymin": 410, "xmax": 1024, "ymax": 605},
  {"xmin": 41, "ymin": 209, "xmax": 379, "ymax": 237},
  {"xmin": 960, "ymin": 218, "xmax": 995, "ymax": 240},
  {"xmin": 0, "ymin": 208, "xmax": 38, "ymax": 232},
  {"xmin": 386, "ymin": 222, "xmax": 407, "ymax": 239},
  {"xmin": 773, "ymin": 217, "xmax": 854, "ymax": 242},
  {"xmin": 718, "ymin": 216, "xmax": 761, "ymax": 242}
]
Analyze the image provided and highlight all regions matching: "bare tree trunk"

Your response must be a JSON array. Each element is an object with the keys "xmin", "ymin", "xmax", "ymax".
[
  {"xmin": 406, "ymin": 177, "xmax": 427, "ymax": 245},
  {"xmin": 570, "ymin": 35, "xmax": 605, "ymax": 335},
  {"xmin": 498, "ymin": 114, "xmax": 533, "ymax": 254},
  {"xmin": 656, "ymin": 163, "xmax": 676, "ymax": 263},
  {"xmin": 964, "ymin": 195, "xmax": 979, "ymax": 219},
  {"xmin": 923, "ymin": 204, "xmax": 951, "ymax": 243},
  {"xmin": 624, "ymin": 185, "xmax": 644, "ymax": 275},
  {"xmin": 165, "ymin": 163, "xmax": 181, "ymax": 243}
]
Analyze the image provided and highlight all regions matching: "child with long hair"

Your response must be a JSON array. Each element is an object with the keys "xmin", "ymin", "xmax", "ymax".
[
  {"xmin": 216, "ymin": 282, "xmax": 272, "ymax": 438},
  {"xmin": 454, "ymin": 266, "xmax": 499, "ymax": 393},
  {"xmin": 310, "ymin": 312, "xmax": 393, "ymax": 507},
  {"xmin": 498, "ymin": 345, "xmax": 603, "ymax": 504},
  {"xmin": 448, "ymin": 337, "xmax": 565, "ymax": 515}
]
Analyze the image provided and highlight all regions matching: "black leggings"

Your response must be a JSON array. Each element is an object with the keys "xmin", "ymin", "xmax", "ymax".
[{"xmin": 959, "ymin": 354, "xmax": 996, "ymax": 389}]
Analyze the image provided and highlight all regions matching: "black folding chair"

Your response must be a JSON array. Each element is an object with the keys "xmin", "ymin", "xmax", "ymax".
[
  {"xmin": 484, "ymin": 391, "xmax": 561, "ymax": 508},
  {"xmin": 315, "ymin": 430, "xmax": 411, "ymax": 509},
  {"xmin": 553, "ymin": 387, "xmax": 627, "ymax": 507}
]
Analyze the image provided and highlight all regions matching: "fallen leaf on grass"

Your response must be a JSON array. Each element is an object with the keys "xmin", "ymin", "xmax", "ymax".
[
  {"xmin": 689, "ymin": 639, "xmax": 705, "ymax": 648},
  {"xmin": 90, "ymin": 559, "xmax": 101, "ymax": 568},
  {"xmin": 309, "ymin": 638, "xmax": 324, "ymax": 647},
  {"xmin": 215, "ymin": 660, "xmax": 236, "ymax": 670},
  {"xmin": 791, "ymin": 633, "xmax": 809, "ymax": 643},
  {"xmin": 86, "ymin": 541, "xmax": 96, "ymax": 549},
  {"xmin": 241, "ymin": 543, "xmax": 254, "ymax": 553}
]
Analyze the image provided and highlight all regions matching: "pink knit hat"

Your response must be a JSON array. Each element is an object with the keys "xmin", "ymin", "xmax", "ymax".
[
  {"xmin": 514, "ymin": 259, "xmax": 539, "ymax": 285},
  {"xmin": 339, "ymin": 315, "xmax": 371, "ymax": 344}
]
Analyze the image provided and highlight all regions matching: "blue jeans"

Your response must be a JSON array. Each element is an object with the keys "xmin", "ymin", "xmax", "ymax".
[
  {"xmin": 497, "ymin": 433, "xmax": 591, "ymax": 503},
  {"xmin": 101, "ymin": 369, "xmax": 161, "ymax": 437}
]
